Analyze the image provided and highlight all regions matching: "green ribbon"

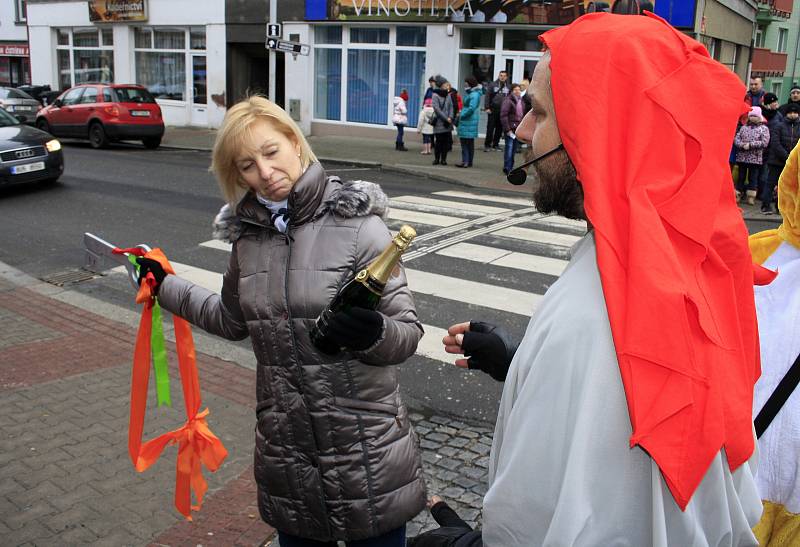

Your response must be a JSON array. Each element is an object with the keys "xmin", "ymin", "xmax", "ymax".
[{"xmin": 129, "ymin": 254, "xmax": 171, "ymax": 407}]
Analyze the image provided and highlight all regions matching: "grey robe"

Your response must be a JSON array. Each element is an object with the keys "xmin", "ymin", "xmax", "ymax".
[{"xmin": 482, "ymin": 232, "xmax": 762, "ymax": 547}]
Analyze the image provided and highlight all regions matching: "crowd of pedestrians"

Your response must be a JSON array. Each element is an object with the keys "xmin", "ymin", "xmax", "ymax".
[
  {"xmin": 735, "ymin": 77, "xmax": 800, "ymax": 215},
  {"xmin": 392, "ymin": 70, "xmax": 536, "ymax": 175}
]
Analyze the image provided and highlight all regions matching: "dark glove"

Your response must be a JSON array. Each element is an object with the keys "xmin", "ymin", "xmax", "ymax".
[
  {"xmin": 135, "ymin": 257, "xmax": 167, "ymax": 294},
  {"xmin": 409, "ymin": 501, "xmax": 482, "ymax": 547},
  {"xmin": 325, "ymin": 307, "xmax": 384, "ymax": 351},
  {"xmin": 462, "ymin": 321, "xmax": 519, "ymax": 382}
]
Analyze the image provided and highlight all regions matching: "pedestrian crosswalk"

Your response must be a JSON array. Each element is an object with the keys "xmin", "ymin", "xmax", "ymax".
[{"xmin": 112, "ymin": 190, "xmax": 587, "ymax": 367}]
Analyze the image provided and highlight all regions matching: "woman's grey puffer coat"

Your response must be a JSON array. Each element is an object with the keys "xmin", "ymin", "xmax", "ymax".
[{"xmin": 157, "ymin": 162, "xmax": 426, "ymax": 542}]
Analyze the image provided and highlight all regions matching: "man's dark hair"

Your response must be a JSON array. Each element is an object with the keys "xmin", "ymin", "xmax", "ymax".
[
  {"xmin": 510, "ymin": 83, "xmax": 521, "ymax": 91},
  {"xmin": 499, "ymin": 70, "xmax": 508, "ymax": 75}
]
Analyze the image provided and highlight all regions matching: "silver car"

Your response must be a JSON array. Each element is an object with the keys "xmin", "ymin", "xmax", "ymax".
[{"xmin": 0, "ymin": 87, "xmax": 42, "ymax": 125}]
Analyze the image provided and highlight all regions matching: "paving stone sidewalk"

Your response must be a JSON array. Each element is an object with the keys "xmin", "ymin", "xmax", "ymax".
[
  {"xmin": 1, "ymin": 267, "xmax": 495, "ymax": 546},
  {"xmin": 0, "ymin": 276, "xmax": 275, "ymax": 546}
]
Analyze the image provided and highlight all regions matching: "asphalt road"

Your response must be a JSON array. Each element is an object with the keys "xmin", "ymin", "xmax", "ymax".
[{"xmin": 0, "ymin": 143, "xmax": 777, "ymax": 426}]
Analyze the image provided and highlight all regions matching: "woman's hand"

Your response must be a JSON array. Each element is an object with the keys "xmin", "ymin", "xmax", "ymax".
[
  {"xmin": 325, "ymin": 307, "xmax": 384, "ymax": 351},
  {"xmin": 136, "ymin": 257, "xmax": 167, "ymax": 294}
]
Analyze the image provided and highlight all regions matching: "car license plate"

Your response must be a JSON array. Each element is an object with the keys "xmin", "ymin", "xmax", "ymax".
[
  {"xmin": 131, "ymin": 110, "xmax": 151, "ymax": 117},
  {"xmin": 11, "ymin": 162, "xmax": 45, "ymax": 175}
]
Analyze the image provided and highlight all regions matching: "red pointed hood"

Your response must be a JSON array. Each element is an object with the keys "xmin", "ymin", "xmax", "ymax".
[{"xmin": 541, "ymin": 12, "xmax": 760, "ymax": 509}]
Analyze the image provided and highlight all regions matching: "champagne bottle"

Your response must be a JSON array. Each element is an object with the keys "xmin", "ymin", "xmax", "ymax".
[{"xmin": 310, "ymin": 225, "xmax": 417, "ymax": 355}]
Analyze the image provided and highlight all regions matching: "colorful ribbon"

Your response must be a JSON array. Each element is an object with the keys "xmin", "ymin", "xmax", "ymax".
[
  {"xmin": 126, "ymin": 254, "xmax": 171, "ymax": 407},
  {"xmin": 114, "ymin": 246, "xmax": 228, "ymax": 520}
]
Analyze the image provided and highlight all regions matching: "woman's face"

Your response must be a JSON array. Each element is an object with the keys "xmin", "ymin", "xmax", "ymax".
[{"xmin": 235, "ymin": 118, "xmax": 303, "ymax": 202}]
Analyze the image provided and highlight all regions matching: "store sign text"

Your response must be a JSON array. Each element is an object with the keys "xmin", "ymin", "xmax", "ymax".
[
  {"xmin": 0, "ymin": 45, "xmax": 29, "ymax": 56},
  {"xmin": 350, "ymin": 0, "xmax": 473, "ymax": 17}
]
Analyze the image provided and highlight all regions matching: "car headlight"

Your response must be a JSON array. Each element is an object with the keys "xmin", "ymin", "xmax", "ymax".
[
  {"xmin": 46, "ymin": 139, "xmax": 61, "ymax": 152},
  {"xmin": 4, "ymin": 105, "xmax": 15, "ymax": 112}
]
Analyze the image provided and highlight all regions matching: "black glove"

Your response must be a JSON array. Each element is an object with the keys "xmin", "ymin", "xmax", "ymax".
[
  {"xmin": 135, "ymin": 257, "xmax": 167, "ymax": 294},
  {"xmin": 462, "ymin": 321, "xmax": 519, "ymax": 382},
  {"xmin": 409, "ymin": 501, "xmax": 483, "ymax": 547},
  {"xmin": 325, "ymin": 307, "xmax": 384, "ymax": 351}
]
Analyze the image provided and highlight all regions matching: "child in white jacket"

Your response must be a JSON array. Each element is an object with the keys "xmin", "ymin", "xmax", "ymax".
[{"xmin": 417, "ymin": 97, "xmax": 434, "ymax": 155}]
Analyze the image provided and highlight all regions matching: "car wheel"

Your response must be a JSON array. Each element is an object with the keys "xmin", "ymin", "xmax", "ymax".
[
  {"xmin": 36, "ymin": 118, "xmax": 51, "ymax": 134},
  {"xmin": 142, "ymin": 137, "xmax": 161, "ymax": 149},
  {"xmin": 89, "ymin": 122, "xmax": 108, "ymax": 149}
]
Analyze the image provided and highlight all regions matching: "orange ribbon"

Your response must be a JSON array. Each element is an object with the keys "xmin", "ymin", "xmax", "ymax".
[{"xmin": 121, "ymin": 247, "xmax": 228, "ymax": 520}]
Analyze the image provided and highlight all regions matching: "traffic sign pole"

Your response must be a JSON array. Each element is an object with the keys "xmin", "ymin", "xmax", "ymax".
[{"xmin": 268, "ymin": 0, "xmax": 276, "ymax": 103}]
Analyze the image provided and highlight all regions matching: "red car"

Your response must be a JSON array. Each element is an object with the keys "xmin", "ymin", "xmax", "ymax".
[{"xmin": 36, "ymin": 84, "xmax": 164, "ymax": 149}]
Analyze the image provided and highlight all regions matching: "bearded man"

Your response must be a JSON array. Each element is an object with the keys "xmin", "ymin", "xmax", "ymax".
[{"xmin": 410, "ymin": 12, "xmax": 770, "ymax": 547}]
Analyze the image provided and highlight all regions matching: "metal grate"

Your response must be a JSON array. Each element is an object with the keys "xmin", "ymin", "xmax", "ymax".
[
  {"xmin": 0, "ymin": 146, "xmax": 47, "ymax": 163},
  {"xmin": 40, "ymin": 269, "xmax": 98, "ymax": 287}
]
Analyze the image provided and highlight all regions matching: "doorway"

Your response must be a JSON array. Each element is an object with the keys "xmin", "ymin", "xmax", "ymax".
[
  {"xmin": 190, "ymin": 55, "xmax": 207, "ymax": 126},
  {"xmin": 500, "ymin": 55, "xmax": 541, "ymax": 85}
]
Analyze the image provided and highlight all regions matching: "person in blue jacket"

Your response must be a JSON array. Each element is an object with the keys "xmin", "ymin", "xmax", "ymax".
[{"xmin": 456, "ymin": 76, "xmax": 484, "ymax": 168}]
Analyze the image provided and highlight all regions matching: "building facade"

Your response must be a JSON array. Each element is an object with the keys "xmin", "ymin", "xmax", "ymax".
[
  {"xmin": 21, "ymin": 1, "xmax": 766, "ymax": 130},
  {"xmin": 278, "ymin": 0, "xmax": 730, "ymax": 138},
  {"xmin": 27, "ymin": 0, "xmax": 227, "ymax": 128},
  {"xmin": 752, "ymin": 0, "xmax": 797, "ymax": 100},
  {"xmin": 0, "ymin": 0, "xmax": 32, "ymax": 87}
]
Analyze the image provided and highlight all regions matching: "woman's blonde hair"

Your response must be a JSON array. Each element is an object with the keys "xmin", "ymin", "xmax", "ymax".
[{"xmin": 211, "ymin": 95, "xmax": 317, "ymax": 205}]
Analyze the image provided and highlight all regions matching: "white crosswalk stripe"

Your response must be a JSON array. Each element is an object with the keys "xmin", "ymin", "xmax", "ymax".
[
  {"xmin": 115, "ymin": 190, "xmax": 584, "ymax": 367},
  {"xmin": 436, "ymin": 242, "xmax": 568, "ymax": 277}
]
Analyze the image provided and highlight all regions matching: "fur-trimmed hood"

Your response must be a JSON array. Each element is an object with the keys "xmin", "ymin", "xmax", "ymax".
[{"xmin": 212, "ymin": 178, "xmax": 389, "ymax": 243}]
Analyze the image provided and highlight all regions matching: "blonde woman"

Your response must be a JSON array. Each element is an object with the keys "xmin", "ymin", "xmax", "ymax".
[{"xmin": 136, "ymin": 96, "xmax": 425, "ymax": 546}]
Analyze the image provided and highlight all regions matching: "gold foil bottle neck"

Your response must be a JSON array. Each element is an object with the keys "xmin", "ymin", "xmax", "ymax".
[
  {"xmin": 363, "ymin": 225, "xmax": 416, "ymax": 288},
  {"xmin": 394, "ymin": 225, "xmax": 417, "ymax": 251}
]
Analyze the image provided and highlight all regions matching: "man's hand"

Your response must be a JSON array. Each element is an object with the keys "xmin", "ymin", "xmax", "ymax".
[
  {"xmin": 325, "ymin": 307, "xmax": 384, "ymax": 351},
  {"xmin": 136, "ymin": 257, "xmax": 167, "ymax": 294},
  {"xmin": 507, "ymin": 131, "xmax": 516, "ymax": 140},
  {"xmin": 408, "ymin": 496, "xmax": 481, "ymax": 547},
  {"xmin": 743, "ymin": 143, "xmax": 750, "ymax": 150},
  {"xmin": 442, "ymin": 321, "xmax": 519, "ymax": 382}
]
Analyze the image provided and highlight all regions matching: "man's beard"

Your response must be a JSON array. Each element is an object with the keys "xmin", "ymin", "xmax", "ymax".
[{"xmin": 530, "ymin": 148, "xmax": 585, "ymax": 221}]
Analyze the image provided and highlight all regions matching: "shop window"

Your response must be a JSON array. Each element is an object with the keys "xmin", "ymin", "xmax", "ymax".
[
  {"xmin": 135, "ymin": 28, "xmax": 153, "ymax": 48},
  {"xmin": 503, "ymin": 30, "xmax": 543, "ymax": 52},
  {"xmin": 461, "ymin": 28, "xmax": 494, "ymax": 50},
  {"xmin": 136, "ymin": 52, "xmax": 186, "ymax": 101},
  {"xmin": 347, "ymin": 49, "xmax": 389, "ymax": 124},
  {"xmin": 397, "ymin": 26, "xmax": 426, "ymax": 47},
  {"xmin": 314, "ymin": 49, "xmax": 341, "ymax": 120},
  {"xmin": 102, "ymin": 29, "xmax": 114, "ymax": 47},
  {"xmin": 190, "ymin": 27, "xmax": 206, "ymax": 50},
  {"xmin": 395, "ymin": 50, "xmax": 425, "ymax": 127},
  {"xmin": 134, "ymin": 27, "xmax": 204, "ymax": 102},
  {"xmin": 15, "ymin": 0, "xmax": 26, "ymax": 23},
  {"xmin": 350, "ymin": 28, "xmax": 389, "ymax": 44},
  {"xmin": 0, "ymin": 58, "xmax": 10, "ymax": 86},
  {"xmin": 315, "ymin": 26, "xmax": 342, "ymax": 45},
  {"xmin": 57, "ymin": 50, "xmax": 71, "ymax": 90},
  {"xmin": 74, "ymin": 28, "xmax": 100, "ymax": 48},
  {"xmin": 154, "ymin": 29, "xmax": 186, "ymax": 50},
  {"xmin": 55, "ymin": 28, "xmax": 114, "ymax": 89}
]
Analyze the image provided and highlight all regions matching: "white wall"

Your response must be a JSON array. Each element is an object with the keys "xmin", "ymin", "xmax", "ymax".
[
  {"xmin": 284, "ymin": 22, "xmax": 312, "ymax": 134},
  {"xmin": 27, "ymin": 0, "xmax": 225, "ymax": 128},
  {"xmin": 0, "ymin": 0, "xmax": 29, "ymax": 42},
  {"xmin": 426, "ymin": 25, "xmax": 458, "ymax": 85}
]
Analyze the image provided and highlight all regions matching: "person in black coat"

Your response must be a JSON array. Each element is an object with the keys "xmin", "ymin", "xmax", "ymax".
[{"xmin": 763, "ymin": 102, "xmax": 800, "ymax": 214}]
